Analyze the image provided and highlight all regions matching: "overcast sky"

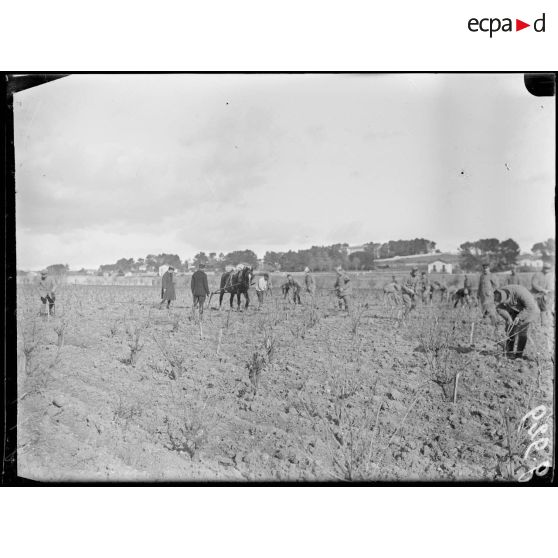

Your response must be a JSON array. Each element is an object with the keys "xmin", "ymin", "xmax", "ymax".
[{"xmin": 14, "ymin": 73, "xmax": 555, "ymax": 270}]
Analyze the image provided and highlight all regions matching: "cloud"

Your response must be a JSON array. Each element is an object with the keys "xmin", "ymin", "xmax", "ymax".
[{"xmin": 14, "ymin": 74, "xmax": 555, "ymax": 269}]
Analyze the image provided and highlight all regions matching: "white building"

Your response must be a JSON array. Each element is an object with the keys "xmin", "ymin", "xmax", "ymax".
[
  {"xmin": 347, "ymin": 245, "xmax": 365, "ymax": 255},
  {"xmin": 428, "ymin": 260, "xmax": 453, "ymax": 274},
  {"xmin": 518, "ymin": 257, "xmax": 544, "ymax": 269}
]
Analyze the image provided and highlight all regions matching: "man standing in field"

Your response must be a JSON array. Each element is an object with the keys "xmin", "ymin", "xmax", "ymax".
[
  {"xmin": 304, "ymin": 267, "xmax": 316, "ymax": 304},
  {"xmin": 494, "ymin": 286, "xmax": 539, "ymax": 359},
  {"xmin": 531, "ymin": 261, "xmax": 554, "ymax": 325},
  {"xmin": 401, "ymin": 266, "xmax": 419, "ymax": 318},
  {"xmin": 334, "ymin": 266, "xmax": 351, "ymax": 312},
  {"xmin": 36, "ymin": 269, "xmax": 57, "ymax": 316},
  {"xmin": 477, "ymin": 262, "xmax": 499, "ymax": 325},
  {"xmin": 159, "ymin": 266, "xmax": 176, "ymax": 309},
  {"xmin": 191, "ymin": 262, "xmax": 210, "ymax": 319},
  {"xmin": 255, "ymin": 273, "xmax": 269, "ymax": 309}
]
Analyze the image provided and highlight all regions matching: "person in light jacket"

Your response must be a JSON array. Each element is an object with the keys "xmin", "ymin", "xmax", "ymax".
[{"xmin": 36, "ymin": 269, "xmax": 57, "ymax": 316}]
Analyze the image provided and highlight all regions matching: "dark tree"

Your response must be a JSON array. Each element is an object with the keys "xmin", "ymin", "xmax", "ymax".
[
  {"xmin": 532, "ymin": 239, "xmax": 555, "ymax": 260},
  {"xmin": 193, "ymin": 252, "xmax": 209, "ymax": 268},
  {"xmin": 46, "ymin": 263, "xmax": 69, "ymax": 275},
  {"xmin": 459, "ymin": 238, "xmax": 520, "ymax": 272},
  {"xmin": 221, "ymin": 250, "xmax": 259, "ymax": 269},
  {"xmin": 348, "ymin": 250, "xmax": 375, "ymax": 270}
]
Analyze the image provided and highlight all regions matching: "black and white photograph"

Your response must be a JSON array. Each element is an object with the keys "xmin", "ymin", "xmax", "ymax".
[{"xmin": 10, "ymin": 73, "xmax": 555, "ymax": 483}]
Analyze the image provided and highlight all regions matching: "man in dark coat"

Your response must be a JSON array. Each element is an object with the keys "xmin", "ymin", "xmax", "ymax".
[
  {"xmin": 494, "ymin": 285, "xmax": 539, "ymax": 359},
  {"xmin": 191, "ymin": 263, "xmax": 210, "ymax": 318},
  {"xmin": 159, "ymin": 266, "xmax": 176, "ymax": 309}
]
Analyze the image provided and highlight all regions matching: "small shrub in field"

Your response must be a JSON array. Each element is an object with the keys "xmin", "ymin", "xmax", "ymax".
[
  {"xmin": 170, "ymin": 313, "xmax": 180, "ymax": 333},
  {"xmin": 122, "ymin": 323, "xmax": 144, "ymax": 366},
  {"xmin": 109, "ymin": 320, "xmax": 119, "ymax": 337},
  {"xmin": 263, "ymin": 329, "xmax": 276, "ymax": 364},
  {"xmin": 300, "ymin": 372, "xmax": 382, "ymax": 481},
  {"xmin": 289, "ymin": 319, "xmax": 307, "ymax": 340},
  {"xmin": 246, "ymin": 352, "xmax": 266, "ymax": 394},
  {"xmin": 349, "ymin": 302, "xmax": 369, "ymax": 336},
  {"xmin": 20, "ymin": 318, "xmax": 38, "ymax": 361},
  {"xmin": 112, "ymin": 397, "xmax": 142, "ymax": 439},
  {"xmin": 163, "ymin": 401, "xmax": 216, "ymax": 458},
  {"xmin": 416, "ymin": 312, "xmax": 462, "ymax": 399},
  {"xmin": 304, "ymin": 305, "xmax": 321, "ymax": 327},
  {"xmin": 53, "ymin": 318, "xmax": 68, "ymax": 348},
  {"xmin": 152, "ymin": 337, "xmax": 187, "ymax": 380}
]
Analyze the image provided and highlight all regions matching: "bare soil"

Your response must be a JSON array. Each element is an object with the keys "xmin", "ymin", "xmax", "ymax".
[{"xmin": 17, "ymin": 283, "xmax": 554, "ymax": 482}]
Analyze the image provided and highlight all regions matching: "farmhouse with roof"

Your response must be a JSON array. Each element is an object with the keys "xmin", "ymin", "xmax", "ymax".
[{"xmin": 427, "ymin": 260, "xmax": 453, "ymax": 274}]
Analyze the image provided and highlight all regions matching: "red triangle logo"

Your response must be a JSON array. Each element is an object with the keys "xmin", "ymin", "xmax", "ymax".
[{"xmin": 516, "ymin": 19, "xmax": 530, "ymax": 31}]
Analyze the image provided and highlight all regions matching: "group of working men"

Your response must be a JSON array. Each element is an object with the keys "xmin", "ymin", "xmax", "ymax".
[
  {"xmin": 383, "ymin": 271, "xmax": 444, "ymax": 305},
  {"xmin": 35, "ymin": 259, "xmax": 553, "ymax": 359},
  {"xmin": 278, "ymin": 266, "xmax": 351, "ymax": 310},
  {"xmin": 395, "ymin": 261, "xmax": 554, "ymax": 359}
]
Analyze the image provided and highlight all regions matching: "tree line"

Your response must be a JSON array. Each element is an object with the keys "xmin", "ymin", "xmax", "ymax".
[
  {"xmin": 458, "ymin": 238, "xmax": 555, "ymax": 272},
  {"xmin": 39, "ymin": 237, "xmax": 554, "ymax": 275}
]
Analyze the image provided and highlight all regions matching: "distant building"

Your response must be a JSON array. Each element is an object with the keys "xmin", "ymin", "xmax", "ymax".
[
  {"xmin": 518, "ymin": 255, "xmax": 544, "ymax": 269},
  {"xmin": 428, "ymin": 260, "xmax": 453, "ymax": 274},
  {"xmin": 347, "ymin": 245, "xmax": 365, "ymax": 255}
]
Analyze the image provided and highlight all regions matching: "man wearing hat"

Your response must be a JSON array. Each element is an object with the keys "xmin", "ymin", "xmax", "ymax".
[
  {"xmin": 494, "ymin": 285, "xmax": 539, "ymax": 359},
  {"xmin": 401, "ymin": 266, "xmax": 419, "ymax": 317},
  {"xmin": 159, "ymin": 266, "xmax": 176, "ymax": 309},
  {"xmin": 191, "ymin": 262, "xmax": 210, "ymax": 318},
  {"xmin": 36, "ymin": 269, "xmax": 57, "ymax": 316},
  {"xmin": 334, "ymin": 266, "xmax": 351, "ymax": 311},
  {"xmin": 304, "ymin": 267, "xmax": 316, "ymax": 303},
  {"xmin": 477, "ymin": 262, "xmax": 499, "ymax": 325},
  {"xmin": 531, "ymin": 261, "xmax": 553, "ymax": 325}
]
